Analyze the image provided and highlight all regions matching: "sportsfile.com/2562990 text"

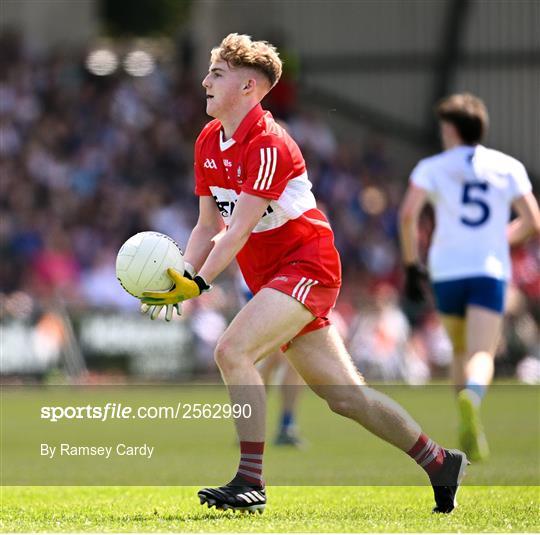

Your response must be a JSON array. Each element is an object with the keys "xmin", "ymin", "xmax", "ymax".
[{"xmin": 40, "ymin": 402, "xmax": 252, "ymax": 422}]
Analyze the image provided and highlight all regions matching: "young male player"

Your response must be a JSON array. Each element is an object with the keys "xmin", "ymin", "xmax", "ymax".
[
  {"xmin": 141, "ymin": 34, "xmax": 468, "ymax": 514},
  {"xmin": 399, "ymin": 93, "xmax": 540, "ymax": 461}
]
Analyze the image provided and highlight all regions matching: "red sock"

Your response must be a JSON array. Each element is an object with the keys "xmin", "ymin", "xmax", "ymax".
[
  {"xmin": 407, "ymin": 433, "xmax": 446, "ymax": 477},
  {"xmin": 235, "ymin": 441, "xmax": 264, "ymax": 486}
]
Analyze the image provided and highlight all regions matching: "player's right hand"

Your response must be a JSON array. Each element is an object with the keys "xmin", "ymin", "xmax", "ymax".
[
  {"xmin": 140, "ymin": 302, "xmax": 182, "ymax": 322},
  {"xmin": 404, "ymin": 263, "xmax": 429, "ymax": 303}
]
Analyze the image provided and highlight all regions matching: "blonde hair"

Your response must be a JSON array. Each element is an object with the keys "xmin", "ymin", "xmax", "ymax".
[{"xmin": 211, "ymin": 33, "xmax": 282, "ymax": 88}]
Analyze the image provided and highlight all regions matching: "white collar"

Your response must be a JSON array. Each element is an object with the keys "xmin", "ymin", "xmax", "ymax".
[{"xmin": 220, "ymin": 131, "xmax": 236, "ymax": 151}]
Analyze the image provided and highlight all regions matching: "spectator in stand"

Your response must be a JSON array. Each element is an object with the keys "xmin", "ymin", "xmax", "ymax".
[{"xmin": 347, "ymin": 283, "xmax": 430, "ymax": 384}]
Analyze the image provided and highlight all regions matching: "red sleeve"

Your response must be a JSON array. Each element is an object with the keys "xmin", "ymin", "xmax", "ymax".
[
  {"xmin": 194, "ymin": 125, "xmax": 213, "ymax": 196},
  {"xmin": 242, "ymin": 137, "xmax": 293, "ymax": 200}
]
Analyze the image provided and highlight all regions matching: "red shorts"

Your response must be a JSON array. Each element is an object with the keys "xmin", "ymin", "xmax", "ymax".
[{"xmin": 262, "ymin": 272, "xmax": 340, "ymax": 351}]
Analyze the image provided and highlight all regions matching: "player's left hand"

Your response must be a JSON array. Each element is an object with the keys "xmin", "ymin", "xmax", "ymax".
[
  {"xmin": 140, "ymin": 302, "xmax": 182, "ymax": 322},
  {"xmin": 141, "ymin": 267, "xmax": 211, "ymax": 307},
  {"xmin": 404, "ymin": 263, "xmax": 429, "ymax": 303}
]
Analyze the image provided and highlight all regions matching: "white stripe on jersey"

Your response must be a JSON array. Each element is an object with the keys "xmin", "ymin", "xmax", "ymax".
[
  {"xmin": 208, "ymin": 172, "xmax": 317, "ymax": 233},
  {"xmin": 254, "ymin": 147, "xmax": 278, "ymax": 191},
  {"xmin": 261, "ymin": 148, "xmax": 273, "ymax": 189},
  {"xmin": 260, "ymin": 147, "xmax": 278, "ymax": 190},
  {"xmin": 269, "ymin": 147, "xmax": 278, "ymax": 189},
  {"xmin": 253, "ymin": 148, "xmax": 266, "ymax": 190}
]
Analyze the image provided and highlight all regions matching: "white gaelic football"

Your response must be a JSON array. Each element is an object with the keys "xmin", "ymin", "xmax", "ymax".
[{"xmin": 116, "ymin": 232, "xmax": 184, "ymax": 298}]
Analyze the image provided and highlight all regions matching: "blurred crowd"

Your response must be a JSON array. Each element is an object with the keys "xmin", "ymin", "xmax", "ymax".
[{"xmin": 1, "ymin": 32, "xmax": 539, "ymax": 383}]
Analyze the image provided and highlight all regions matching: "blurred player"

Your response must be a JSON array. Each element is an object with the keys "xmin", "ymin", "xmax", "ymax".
[
  {"xmin": 399, "ymin": 93, "xmax": 540, "ymax": 461},
  {"xmin": 258, "ymin": 351, "xmax": 305, "ymax": 446},
  {"xmin": 237, "ymin": 274, "xmax": 305, "ymax": 446},
  {"xmin": 141, "ymin": 33, "xmax": 468, "ymax": 514}
]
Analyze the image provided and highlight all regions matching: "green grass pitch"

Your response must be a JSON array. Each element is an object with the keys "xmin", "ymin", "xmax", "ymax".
[
  {"xmin": 1, "ymin": 382, "xmax": 538, "ymax": 531},
  {"xmin": 2, "ymin": 485, "xmax": 539, "ymax": 532}
]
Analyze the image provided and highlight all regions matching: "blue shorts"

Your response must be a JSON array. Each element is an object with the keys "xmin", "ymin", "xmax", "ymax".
[{"xmin": 432, "ymin": 276, "xmax": 506, "ymax": 317}]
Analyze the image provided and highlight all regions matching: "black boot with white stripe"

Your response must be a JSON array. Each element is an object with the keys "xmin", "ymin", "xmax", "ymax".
[
  {"xmin": 198, "ymin": 478, "xmax": 266, "ymax": 514},
  {"xmin": 430, "ymin": 449, "xmax": 469, "ymax": 513}
]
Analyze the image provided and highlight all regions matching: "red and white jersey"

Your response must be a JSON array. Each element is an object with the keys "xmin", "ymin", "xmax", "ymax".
[{"xmin": 194, "ymin": 104, "xmax": 341, "ymax": 293}]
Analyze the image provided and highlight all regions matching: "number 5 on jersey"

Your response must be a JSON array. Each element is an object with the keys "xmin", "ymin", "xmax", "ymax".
[{"xmin": 461, "ymin": 182, "xmax": 490, "ymax": 227}]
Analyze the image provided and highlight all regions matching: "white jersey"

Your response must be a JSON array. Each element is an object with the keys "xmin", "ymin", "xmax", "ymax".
[{"xmin": 411, "ymin": 145, "xmax": 532, "ymax": 282}]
